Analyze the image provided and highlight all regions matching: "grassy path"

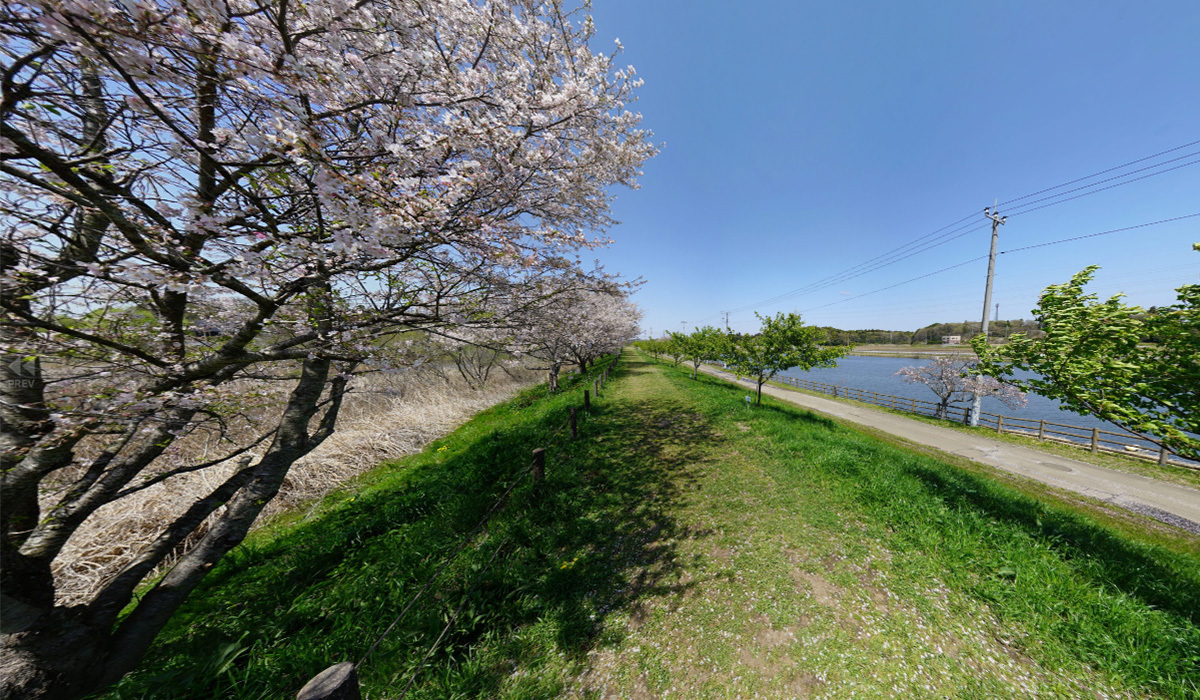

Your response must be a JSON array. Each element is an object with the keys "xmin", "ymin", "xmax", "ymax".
[
  {"xmin": 696, "ymin": 362, "xmax": 1200, "ymax": 529},
  {"xmin": 572, "ymin": 354, "xmax": 1200, "ymax": 699},
  {"xmin": 108, "ymin": 350, "xmax": 1199, "ymax": 699}
]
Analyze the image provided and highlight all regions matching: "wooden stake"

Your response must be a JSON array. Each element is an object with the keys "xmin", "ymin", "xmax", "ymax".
[{"xmin": 532, "ymin": 448, "xmax": 545, "ymax": 481}]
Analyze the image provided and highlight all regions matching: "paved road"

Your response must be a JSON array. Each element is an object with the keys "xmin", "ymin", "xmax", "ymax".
[{"xmin": 699, "ymin": 365, "xmax": 1200, "ymax": 535}]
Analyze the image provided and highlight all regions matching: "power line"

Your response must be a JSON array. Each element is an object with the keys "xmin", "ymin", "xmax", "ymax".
[
  {"xmin": 795, "ymin": 213, "xmax": 1198, "ymax": 316},
  {"xmin": 798, "ymin": 256, "xmax": 988, "ymax": 314},
  {"xmin": 698, "ymin": 212, "xmax": 986, "ymax": 322},
  {"xmin": 819, "ymin": 265, "xmax": 1200, "ymax": 316},
  {"xmin": 720, "ymin": 221, "xmax": 990, "ymax": 316},
  {"xmin": 1006, "ymin": 157, "xmax": 1200, "ymax": 218},
  {"xmin": 801, "ymin": 271, "xmax": 1199, "ymax": 322},
  {"xmin": 999, "ymin": 213, "xmax": 1200, "ymax": 254},
  {"xmin": 701, "ymin": 139, "xmax": 1200, "ymax": 322},
  {"xmin": 801, "ymin": 155, "xmax": 1198, "ymax": 295},
  {"xmin": 728, "ymin": 211, "xmax": 982, "ymax": 310},
  {"xmin": 998, "ymin": 139, "xmax": 1200, "ymax": 207}
]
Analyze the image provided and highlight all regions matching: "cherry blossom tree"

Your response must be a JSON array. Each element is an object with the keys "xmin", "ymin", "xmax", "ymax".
[
  {"xmin": 564, "ymin": 290, "xmax": 641, "ymax": 374},
  {"xmin": 516, "ymin": 286, "xmax": 639, "ymax": 391},
  {"xmin": 427, "ymin": 326, "xmax": 520, "ymax": 391},
  {"xmin": 895, "ymin": 356, "xmax": 1027, "ymax": 420},
  {"xmin": 0, "ymin": 0, "xmax": 654, "ymax": 696}
]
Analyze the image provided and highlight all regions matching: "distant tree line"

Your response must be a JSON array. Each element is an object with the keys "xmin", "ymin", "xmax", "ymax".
[
  {"xmin": 819, "ymin": 314, "xmax": 1170, "ymax": 346},
  {"xmin": 806, "ymin": 320, "xmax": 1044, "ymax": 346},
  {"xmin": 642, "ymin": 313, "xmax": 1182, "ymax": 347}
]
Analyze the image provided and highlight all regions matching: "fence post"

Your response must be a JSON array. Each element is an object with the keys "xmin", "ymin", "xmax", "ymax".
[
  {"xmin": 911, "ymin": 398, "xmax": 916, "ymax": 413},
  {"xmin": 297, "ymin": 663, "xmax": 361, "ymax": 700},
  {"xmin": 833, "ymin": 386, "xmax": 839, "ymax": 398},
  {"xmin": 593, "ymin": 379, "xmax": 600, "ymax": 397},
  {"xmin": 569, "ymin": 407, "xmax": 577, "ymax": 439},
  {"xmin": 1038, "ymin": 420, "xmax": 1046, "ymax": 440},
  {"xmin": 962, "ymin": 406, "xmax": 971, "ymax": 425},
  {"xmin": 996, "ymin": 415, "xmax": 1004, "ymax": 434},
  {"xmin": 1159, "ymin": 446, "xmax": 1169, "ymax": 466},
  {"xmin": 583, "ymin": 389, "xmax": 590, "ymax": 410},
  {"xmin": 1090, "ymin": 427, "xmax": 1099, "ymax": 453},
  {"xmin": 532, "ymin": 448, "xmax": 545, "ymax": 481}
]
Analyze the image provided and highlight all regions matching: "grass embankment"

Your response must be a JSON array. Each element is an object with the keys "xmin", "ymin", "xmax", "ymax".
[
  {"xmin": 106, "ymin": 351, "xmax": 1200, "ymax": 699},
  {"xmin": 754, "ymin": 373, "xmax": 1200, "ymax": 491}
]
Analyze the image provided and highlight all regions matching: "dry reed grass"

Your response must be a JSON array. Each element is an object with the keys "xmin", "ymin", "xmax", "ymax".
[{"xmin": 48, "ymin": 364, "xmax": 540, "ymax": 605}]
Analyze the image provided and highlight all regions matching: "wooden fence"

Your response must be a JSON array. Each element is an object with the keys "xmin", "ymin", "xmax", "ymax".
[{"xmin": 771, "ymin": 374, "xmax": 1196, "ymax": 470}]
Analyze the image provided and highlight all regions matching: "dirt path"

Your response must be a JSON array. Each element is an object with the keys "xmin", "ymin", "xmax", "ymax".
[{"xmin": 699, "ymin": 365, "xmax": 1200, "ymax": 535}]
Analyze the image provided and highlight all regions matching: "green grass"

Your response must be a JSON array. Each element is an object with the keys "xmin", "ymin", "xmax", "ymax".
[
  {"xmin": 103, "ymin": 351, "xmax": 1200, "ymax": 699},
  {"xmin": 755, "ymin": 373, "xmax": 1200, "ymax": 491}
]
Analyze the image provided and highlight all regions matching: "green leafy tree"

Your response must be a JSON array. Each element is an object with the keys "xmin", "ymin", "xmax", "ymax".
[
  {"xmin": 675, "ymin": 326, "xmax": 728, "ymax": 379},
  {"xmin": 972, "ymin": 254, "xmax": 1199, "ymax": 459},
  {"xmin": 661, "ymin": 334, "xmax": 685, "ymax": 367},
  {"xmin": 725, "ymin": 312, "xmax": 849, "ymax": 405},
  {"xmin": 634, "ymin": 338, "xmax": 664, "ymax": 359}
]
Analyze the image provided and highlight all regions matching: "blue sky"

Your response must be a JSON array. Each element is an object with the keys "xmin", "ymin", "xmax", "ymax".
[{"xmin": 585, "ymin": 0, "xmax": 1200, "ymax": 336}]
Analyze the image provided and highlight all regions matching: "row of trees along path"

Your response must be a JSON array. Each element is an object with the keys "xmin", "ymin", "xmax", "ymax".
[{"xmin": 0, "ymin": 1, "xmax": 652, "ymax": 697}]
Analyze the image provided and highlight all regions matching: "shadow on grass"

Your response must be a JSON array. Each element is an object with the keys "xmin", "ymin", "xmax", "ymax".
[
  {"xmin": 896, "ymin": 458, "xmax": 1200, "ymax": 624},
  {"xmin": 680, "ymin": 355, "xmax": 1200, "ymax": 627},
  {"xmin": 107, "ymin": 354, "xmax": 722, "ymax": 700},
  {"xmin": 660, "ymin": 354, "xmax": 1200, "ymax": 693},
  {"xmin": 681, "ymin": 365, "xmax": 842, "ymax": 432}
]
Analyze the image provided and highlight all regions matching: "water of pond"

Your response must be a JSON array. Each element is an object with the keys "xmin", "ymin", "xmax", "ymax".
[{"xmin": 777, "ymin": 354, "xmax": 1166, "ymax": 452}]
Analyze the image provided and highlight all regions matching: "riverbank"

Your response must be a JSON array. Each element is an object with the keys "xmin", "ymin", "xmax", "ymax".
[
  {"xmin": 849, "ymin": 344, "xmax": 979, "ymax": 358},
  {"xmin": 104, "ymin": 349, "xmax": 1200, "ymax": 699},
  {"xmin": 700, "ymin": 363, "xmax": 1200, "ymax": 534}
]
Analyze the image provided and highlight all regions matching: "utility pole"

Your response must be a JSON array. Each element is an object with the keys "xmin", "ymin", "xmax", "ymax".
[
  {"xmin": 970, "ymin": 203, "xmax": 1006, "ymax": 427},
  {"xmin": 680, "ymin": 321, "xmax": 687, "ymax": 335},
  {"xmin": 995, "ymin": 303, "xmax": 1000, "ymax": 325},
  {"xmin": 723, "ymin": 311, "xmax": 730, "ymax": 330}
]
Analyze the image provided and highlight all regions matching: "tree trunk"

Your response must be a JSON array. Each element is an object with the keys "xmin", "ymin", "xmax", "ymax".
[
  {"xmin": 0, "ymin": 356, "xmax": 343, "ymax": 699},
  {"xmin": 0, "ymin": 606, "xmax": 109, "ymax": 700}
]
